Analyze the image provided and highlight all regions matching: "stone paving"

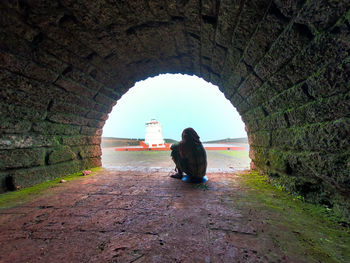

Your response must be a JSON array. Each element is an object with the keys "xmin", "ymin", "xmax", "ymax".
[{"xmin": 0, "ymin": 169, "xmax": 343, "ymax": 263}]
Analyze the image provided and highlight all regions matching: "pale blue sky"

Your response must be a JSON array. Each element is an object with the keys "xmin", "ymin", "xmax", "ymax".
[{"xmin": 102, "ymin": 74, "xmax": 247, "ymax": 141}]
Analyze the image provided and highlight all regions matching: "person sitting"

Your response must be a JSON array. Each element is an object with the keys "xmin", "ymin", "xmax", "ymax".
[{"xmin": 170, "ymin": 128, "xmax": 207, "ymax": 183}]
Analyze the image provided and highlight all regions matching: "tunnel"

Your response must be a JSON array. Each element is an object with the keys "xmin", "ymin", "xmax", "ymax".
[{"xmin": 0, "ymin": 0, "xmax": 349, "ymax": 219}]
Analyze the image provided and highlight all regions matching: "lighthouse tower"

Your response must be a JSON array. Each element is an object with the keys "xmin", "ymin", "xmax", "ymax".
[{"xmin": 144, "ymin": 119, "xmax": 165, "ymax": 148}]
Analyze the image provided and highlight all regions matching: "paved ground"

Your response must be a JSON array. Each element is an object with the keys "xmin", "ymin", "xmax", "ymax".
[
  {"xmin": 0, "ymin": 170, "xmax": 269, "ymax": 263},
  {"xmin": 1, "ymin": 169, "xmax": 348, "ymax": 263}
]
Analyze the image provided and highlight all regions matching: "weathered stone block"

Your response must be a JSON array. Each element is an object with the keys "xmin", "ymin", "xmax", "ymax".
[
  {"xmin": 244, "ymin": 8, "xmax": 288, "ymax": 67},
  {"xmin": 286, "ymin": 31, "xmax": 349, "ymax": 85},
  {"xmin": 0, "ymin": 118, "xmax": 32, "ymax": 134},
  {"xmin": 249, "ymin": 131, "xmax": 271, "ymax": 147},
  {"xmin": 50, "ymin": 101, "xmax": 89, "ymax": 117},
  {"xmin": 60, "ymin": 136, "xmax": 87, "ymax": 146},
  {"xmin": 87, "ymin": 119, "xmax": 105, "ymax": 128},
  {"xmin": 246, "ymin": 82, "xmax": 278, "ymax": 108},
  {"xmin": 249, "ymin": 146, "xmax": 270, "ymax": 167},
  {"xmin": 230, "ymin": 92, "xmax": 243, "ymax": 106},
  {"xmin": 266, "ymin": 68, "xmax": 293, "ymax": 93},
  {"xmin": 94, "ymin": 93, "xmax": 117, "ymax": 106},
  {"xmin": 54, "ymin": 91, "xmax": 96, "ymax": 111},
  {"xmin": 23, "ymin": 60, "xmax": 59, "ymax": 83},
  {"xmin": 235, "ymin": 61, "xmax": 251, "ymax": 81},
  {"xmin": 0, "ymin": 85, "xmax": 49, "ymax": 111},
  {"xmin": 0, "ymin": 102, "xmax": 47, "ymax": 122},
  {"xmin": 99, "ymin": 87, "xmax": 121, "ymax": 101},
  {"xmin": 0, "ymin": 135, "xmax": 59, "ymax": 150},
  {"xmin": 0, "ymin": 31, "xmax": 68, "ymax": 75},
  {"xmin": 296, "ymin": 0, "xmax": 349, "ymax": 33},
  {"xmin": 54, "ymin": 77, "xmax": 96, "ymax": 98},
  {"xmin": 269, "ymin": 150, "xmax": 350, "ymax": 201},
  {"xmin": 243, "ymin": 117, "xmax": 260, "ymax": 134},
  {"xmin": 93, "ymin": 103, "xmax": 113, "ymax": 114},
  {"xmin": 47, "ymin": 112, "xmax": 88, "ymax": 126},
  {"xmin": 255, "ymin": 22, "xmax": 312, "ymax": 80},
  {"xmin": 263, "ymin": 82, "xmax": 313, "ymax": 114},
  {"xmin": 60, "ymin": 135, "xmax": 101, "ymax": 146},
  {"xmin": 85, "ymin": 111, "xmax": 109, "ymax": 121},
  {"xmin": 288, "ymin": 91, "xmax": 350, "ymax": 126},
  {"xmin": 271, "ymin": 118, "xmax": 350, "ymax": 153},
  {"xmin": 0, "ymin": 148, "xmax": 45, "ymax": 169},
  {"xmin": 273, "ymin": 0, "xmax": 304, "ymax": 18},
  {"xmin": 6, "ymin": 158, "xmax": 99, "ymax": 190},
  {"xmin": 257, "ymin": 112, "xmax": 289, "ymax": 131},
  {"xmin": 231, "ymin": 0, "xmax": 271, "ymax": 51},
  {"xmin": 221, "ymin": 48, "xmax": 242, "ymax": 82},
  {"xmin": 32, "ymin": 122, "xmax": 81, "ymax": 135},
  {"xmin": 80, "ymin": 126, "xmax": 102, "ymax": 136},
  {"xmin": 64, "ymin": 68, "xmax": 103, "ymax": 93},
  {"xmin": 267, "ymin": 149, "xmax": 293, "ymax": 174},
  {"xmin": 199, "ymin": 65, "xmax": 211, "ymax": 83},
  {"xmin": 0, "ymin": 10, "xmax": 39, "ymax": 42},
  {"xmin": 40, "ymin": 37, "xmax": 90, "ymax": 74},
  {"xmin": 74, "ymin": 145, "xmax": 102, "ymax": 159},
  {"xmin": 86, "ymin": 136, "xmax": 102, "ymax": 145},
  {"xmin": 215, "ymin": 1, "xmax": 241, "ymax": 47},
  {"xmin": 48, "ymin": 146, "xmax": 76, "ymax": 164},
  {"xmin": 200, "ymin": 27, "xmax": 215, "ymax": 59},
  {"xmin": 82, "ymin": 157, "xmax": 102, "ymax": 168},
  {"xmin": 237, "ymin": 74, "xmax": 262, "ymax": 98},
  {"xmin": 243, "ymin": 106, "xmax": 267, "ymax": 125},
  {"xmin": 210, "ymin": 72, "xmax": 221, "ymax": 87},
  {"xmin": 0, "ymin": 48, "xmax": 27, "ymax": 73},
  {"xmin": 306, "ymin": 58, "xmax": 350, "ymax": 99},
  {"xmin": 236, "ymin": 99, "xmax": 250, "ymax": 115},
  {"xmin": 0, "ymin": 69, "xmax": 63, "ymax": 105}
]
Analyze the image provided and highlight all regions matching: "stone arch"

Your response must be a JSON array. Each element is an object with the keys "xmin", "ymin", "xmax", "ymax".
[{"xmin": 0, "ymin": 1, "xmax": 349, "ymax": 217}]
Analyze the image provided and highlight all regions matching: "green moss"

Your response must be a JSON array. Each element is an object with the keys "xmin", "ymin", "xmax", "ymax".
[
  {"xmin": 236, "ymin": 171, "xmax": 350, "ymax": 263},
  {"xmin": 0, "ymin": 167, "xmax": 101, "ymax": 209},
  {"xmin": 218, "ymin": 150, "xmax": 249, "ymax": 159}
]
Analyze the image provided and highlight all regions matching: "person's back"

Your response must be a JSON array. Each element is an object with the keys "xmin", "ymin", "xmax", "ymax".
[
  {"xmin": 170, "ymin": 128, "xmax": 207, "ymax": 182},
  {"xmin": 181, "ymin": 142, "xmax": 207, "ymax": 179}
]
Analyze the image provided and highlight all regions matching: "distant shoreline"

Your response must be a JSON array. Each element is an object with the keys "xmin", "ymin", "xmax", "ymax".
[
  {"xmin": 203, "ymin": 137, "xmax": 248, "ymax": 144},
  {"xmin": 101, "ymin": 137, "xmax": 248, "ymax": 148}
]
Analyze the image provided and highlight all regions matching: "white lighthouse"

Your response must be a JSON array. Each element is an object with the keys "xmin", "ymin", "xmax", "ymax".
[{"xmin": 144, "ymin": 119, "xmax": 165, "ymax": 148}]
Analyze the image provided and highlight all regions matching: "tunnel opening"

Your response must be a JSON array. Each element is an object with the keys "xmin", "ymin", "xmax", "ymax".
[{"xmin": 101, "ymin": 74, "xmax": 250, "ymax": 173}]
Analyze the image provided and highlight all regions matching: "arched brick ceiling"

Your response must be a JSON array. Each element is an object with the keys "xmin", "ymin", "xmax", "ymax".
[{"xmin": 0, "ymin": 1, "xmax": 349, "ymax": 219}]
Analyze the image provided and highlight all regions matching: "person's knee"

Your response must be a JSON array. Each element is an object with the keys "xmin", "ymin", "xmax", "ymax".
[
  {"xmin": 170, "ymin": 144, "xmax": 180, "ymax": 158},
  {"xmin": 170, "ymin": 143, "xmax": 179, "ymax": 151}
]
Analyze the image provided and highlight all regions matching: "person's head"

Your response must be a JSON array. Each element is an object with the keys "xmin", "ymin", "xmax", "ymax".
[{"xmin": 181, "ymin": 128, "xmax": 201, "ymax": 144}]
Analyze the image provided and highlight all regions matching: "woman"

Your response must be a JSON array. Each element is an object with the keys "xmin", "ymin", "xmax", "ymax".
[{"xmin": 170, "ymin": 128, "xmax": 207, "ymax": 182}]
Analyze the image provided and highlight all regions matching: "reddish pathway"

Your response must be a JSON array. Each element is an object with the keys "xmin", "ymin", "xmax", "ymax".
[{"xmin": 0, "ymin": 170, "xmax": 343, "ymax": 262}]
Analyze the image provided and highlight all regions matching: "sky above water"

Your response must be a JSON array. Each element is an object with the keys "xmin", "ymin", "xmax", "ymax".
[{"xmin": 102, "ymin": 74, "xmax": 247, "ymax": 141}]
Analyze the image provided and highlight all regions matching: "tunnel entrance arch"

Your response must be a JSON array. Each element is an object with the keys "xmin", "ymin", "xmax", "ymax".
[
  {"xmin": 0, "ymin": 1, "xmax": 349, "ymax": 219},
  {"xmin": 100, "ymin": 73, "xmax": 250, "ymax": 172},
  {"xmin": 102, "ymin": 74, "xmax": 247, "ymax": 142}
]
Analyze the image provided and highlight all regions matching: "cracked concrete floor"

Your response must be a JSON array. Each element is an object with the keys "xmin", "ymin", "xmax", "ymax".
[{"xmin": 0, "ymin": 169, "xmax": 346, "ymax": 263}]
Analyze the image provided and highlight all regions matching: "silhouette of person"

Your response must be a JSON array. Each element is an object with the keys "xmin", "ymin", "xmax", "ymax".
[{"xmin": 170, "ymin": 128, "xmax": 207, "ymax": 183}]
